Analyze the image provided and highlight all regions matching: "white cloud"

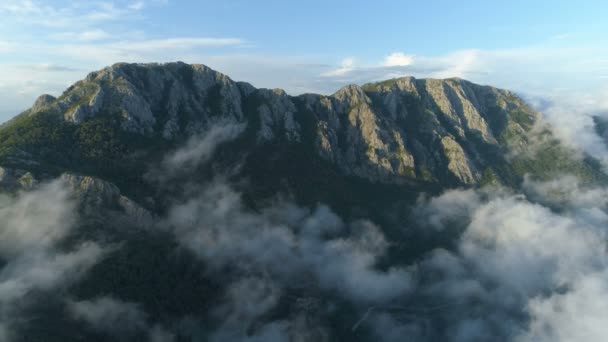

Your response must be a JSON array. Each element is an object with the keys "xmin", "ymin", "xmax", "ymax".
[
  {"xmin": 156, "ymin": 171, "xmax": 414, "ymax": 339},
  {"xmin": 0, "ymin": 179, "xmax": 107, "ymax": 341},
  {"xmin": 52, "ymin": 29, "xmax": 111, "ymax": 42},
  {"xmin": 0, "ymin": 0, "xmax": 43, "ymax": 15},
  {"xmin": 383, "ymin": 52, "xmax": 414, "ymax": 67},
  {"xmin": 85, "ymin": 2, "xmax": 139, "ymax": 22},
  {"xmin": 428, "ymin": 49, "xmax": 482, "ymax": 79},
  {"xmin": 0, "ymin": 34, "xmax": 247, "ymax": 121},
  {"xmin": 37, "ymin": 37, "xmax": 245, "ymax": 66},
  {"xmin": 0, "ymin": 64, "xmax": 85, "ymax": 118},
  {"xmin": 68, "ymin": 296, "xmax": 176, "ymax": 340},
  {"xmin": 0, "ymin": 0, "xmax": 156, "ymax": 29},
  {"xmin": 522, "ymin": 273, "xmax": 608, "ymax": 342},
  {"xmin": 150, "ymin": 120, "xmax": 246, "ymax": 181},
  {"xmin": 321, "ymin": 57, "xmax": 355, "ymax": 77},
  {"xmin": 0, "ymin": 180, "xmax": 74, "ymax": 256},
  {"xmin": 0, "ymin": 41, "xmax": 14, "ymax": 52},
  {"xmin": 15, "ymin": 63, "xmax": 82, "ymax": 72},
  {"xmin": 0, "ymin": 243, "xmax": 105, "ymax": 304},
  {"xmin": 381, "ymin": 183, "xmax": 608, "ymax": 341},
  {"xmin": 116, "ymin": 37, "xmax": 245, "ymax": 50},
  {"xmin": 525, "ymin": 88, "xmax": 608, "ymax": 169},
  {"xmin": 129, "ymin": 1, "xmax": 146, "ymax": 10},
  {"xmin": 317, "ymin": 44, "xmax": 608, "ymax": 94},
  {"xmin": 68, "ymin": 297, "xmax": 148, "ymax": 337}
]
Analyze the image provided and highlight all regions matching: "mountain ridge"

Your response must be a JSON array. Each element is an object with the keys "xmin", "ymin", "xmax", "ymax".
[{"xmin": 3, "ymin": 61, "xmax": 601, "ymax": 195}]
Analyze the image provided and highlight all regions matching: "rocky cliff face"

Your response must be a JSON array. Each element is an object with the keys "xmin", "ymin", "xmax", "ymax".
[
  {"xmin": 30, "ymin": 63, "xmax": 245, "ymax": 138},
  {"xmin": 20, "ymin": 62, "xmax": 545, "ymax": 186},
  {"xmin": 301, "ymin": 77, "xmax": 537, "ymax": 184}
]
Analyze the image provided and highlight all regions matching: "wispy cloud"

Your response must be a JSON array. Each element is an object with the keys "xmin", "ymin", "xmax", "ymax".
[
  {"xmin": 49, "ymin": 37, "xmax": 245, "ymax": 64},
  {"xmin": 364, "ymin": 178, "xmax": 608, "ymax": 341},
  {"xmin": 318, "ymin": 45, "xmax": 608, "ymax": 93},
  {"xmin": 15, "ymin": 64, "xmax": 83, "ymax": 72},
  {"xmin": 0, "ymin": 41, "xmax": 14, "ymax": 52},
  {"xmin": 68, "ymin": 297, "xmax": 148, "ymax": 337},
  {"xmin": 525, "ymin": 88, "xmax": 608, "ymax": 169},
  {"xmin": 149, "ymin": 120, "xmax": 246, "ymax": 182},
  {"xmin": 51, "ymin": 29, "xmax": 112, "ymax": 42},
  {"xmin": 383, "ymin": 52, "xmax": 414, "ymax": 67},
  {"xmin": 0, "ymin": 179, "xmax": 107, "ymax": 341},
  {"xmin": 321, "ymin": 57, "xmax": 356, "ymax": 77},
  {"xmin": 68, "ymin": 296, "xmax": 175, "ymax": 341},
  {"xmin": 115, "ymin": 37, "xmax": 245, "ymax": 50},
  {"xmin": 128, "ymin": 1, "xmax": 146, "ymax": 11},
  {"xmin": 0, "ymin": 1, "xmax": 145, "ymax": 28},
  {"xmin": 0, "ymin": 34, "xmax": 247, "ymax": 118}
]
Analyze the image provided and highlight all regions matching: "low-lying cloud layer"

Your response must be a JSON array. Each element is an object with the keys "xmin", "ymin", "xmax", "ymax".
[
  {"xmin": 525, "ymin": 90, "xmax": 608, "ymax": 170},
  {"xmin": 154, "ymin": 177, "xmax": 608, "ymax": 341},
  {"xmin": 149, "ymin": 122, "xmax": 608, "ymax": 341},
  {"xmin": 2, "ymin": 120, "xmax": 608, "ymax": 341},
  {"xmin": 380, "ymin": 177, "xmax": 608, "ymax": 342},
  {"xmin": 68, "ymin": 296, "xmax": 175, "ymax": 342},
  {"xmin": 0, "ymin": 180, "xmax": 107, "ymax": 341},
  {"xmin": 161, "ymin": 181, "xmax": 414, "ymax": 340}
]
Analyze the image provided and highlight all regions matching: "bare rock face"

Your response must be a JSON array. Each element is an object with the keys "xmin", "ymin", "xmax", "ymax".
[
  {"xmin": 294, "ymin": 76, "xmax": 538, "ymax": 184},
  {"xmin": 0, "ymin": 166, "xmax": 38, "ymax": 191},
  {"xmin": 64, "ymin": 85, "xmax": 106, "ymax": 123},
  {"xmin": 60, "ymin": 174, "xmax": 153, "ymax": 225},
  {"xmin": 33, "ymin": 62, "xmax": 246, "ymax": 136},
  {"xmin": 18, "ymin": 62, "xmax": 541, "ymax": 186},
  {"xmin": 256, "ymin": 88, "xmax": 301, "ymax": 142},
  {"xmin": 0, "ymin": 168, "xmax": 153, "ymax": 226},
  {"xmin": 302, "ymin": 84, "xmax": 417, "ymax": 182},
  {"xmin": 440, "ymin": 135, "xmax": 479, "ymax": 184},
  {"xmin": 31, "ymin": 94, "xmax": 57, "ymax": 113}
]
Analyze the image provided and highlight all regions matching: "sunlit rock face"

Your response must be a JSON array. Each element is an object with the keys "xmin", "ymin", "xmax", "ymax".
[{"xmin": 10, "ymin": 62, "xmax": 561, "ymax": 187}]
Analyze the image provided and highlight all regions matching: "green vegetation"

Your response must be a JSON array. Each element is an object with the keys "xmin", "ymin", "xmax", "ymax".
[
  {"xmin": 0, "ymin": 110, "xmax": 167, "ymax": 199},
  {"xmin": 509, "ymin": 139, "xmax": 606, "ymax": 183},
  {"xmin": 479, "ymin": 168, "xmax": 499, "ymax": 186},
  {"xmin": 509, "ymin": 108, "xmax": 536, "ymax": 129}
]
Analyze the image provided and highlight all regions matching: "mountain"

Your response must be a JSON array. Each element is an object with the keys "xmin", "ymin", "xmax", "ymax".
[
  {"xmin": 2, "ymin": 62, "xmax": 603, "ymax": 191},
  {"xmin": 0, "ymin": 62, "xmax": 606, "ymax": 341}
]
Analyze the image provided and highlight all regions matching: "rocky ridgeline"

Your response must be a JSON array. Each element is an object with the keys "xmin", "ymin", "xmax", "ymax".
[
  {"xmin": 0, "ymin": 165, "xmax": 152, "ymax": 224},
  {"xmin": 27, "ymin": 62, "xmax": 538, "ymax": 185}
]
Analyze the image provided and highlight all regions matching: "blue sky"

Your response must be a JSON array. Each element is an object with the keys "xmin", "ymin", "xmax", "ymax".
[{"xmin": 1, "ymin": 0, "xmax": 608, "ymax": 122}]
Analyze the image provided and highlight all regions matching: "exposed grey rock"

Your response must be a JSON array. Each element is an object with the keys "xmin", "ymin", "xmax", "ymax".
[
  {"xmin": 61, "ymin": 174, "xmax": 123, "ymax": 207},
  {"xmin": 0, "ymin": 166, "xmax": 38, "ymax": 191},
  {"xmin": 49, "ymin": 62, "xmax": 247, "ymax": 136},
  {"xmin": 304, "ymin": 76, "xmax": 540, "ymax": 184},
  {"xmin": 440, "ymin": 135, "xmax": 479, "ymax": 184},
  {"xmin": 61, "ymin": 174, "xmax": 153, "ymax": 225},
  {"xmin": 256, "ymin": 88, "xmax": 301, "ymax": 142},
  {"xmin": 31, "ymin": 94, "xmax": 56, "ymax": 113},
  {"xmin": 237, "ymin": 81, "xmax": 257, "ymax": 97},
  {"xmin": 0, "ymin": 168, "xmax": 153, "ymax": 226},
  {"xmin": 299, "ymin": 84, "xmax": 420, "ymax": 182},
  {"xmin": 19, "ymin": 63, "xmax": 542, "ymax": 186}
]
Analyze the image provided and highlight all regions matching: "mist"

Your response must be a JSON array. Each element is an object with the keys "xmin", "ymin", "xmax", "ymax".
[
  {"xmin": 0, "ymin": 180, "xmax": 107, "ymax": 341},
  {"xmin": 140, "ymin": 116, "xmax": 608, "ymax": 341}
]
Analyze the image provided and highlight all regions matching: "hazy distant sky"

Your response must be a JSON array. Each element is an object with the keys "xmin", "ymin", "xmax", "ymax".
[{"xmin": 1, "ymin": 0, "xmax": 608, "ymax": 121}]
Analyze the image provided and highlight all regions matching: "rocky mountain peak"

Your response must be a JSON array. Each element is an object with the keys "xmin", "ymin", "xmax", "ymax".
[
  {"xmin": 3, "ymin": 62, "xmax": 594, "ymax": 188},
  {"xmin": 31, "ymin": 94, "xmax": 57, "ymax": 113},
  {"xmin": 30, "ymin": 62, "xmax": 245, "ymax": 138}
]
